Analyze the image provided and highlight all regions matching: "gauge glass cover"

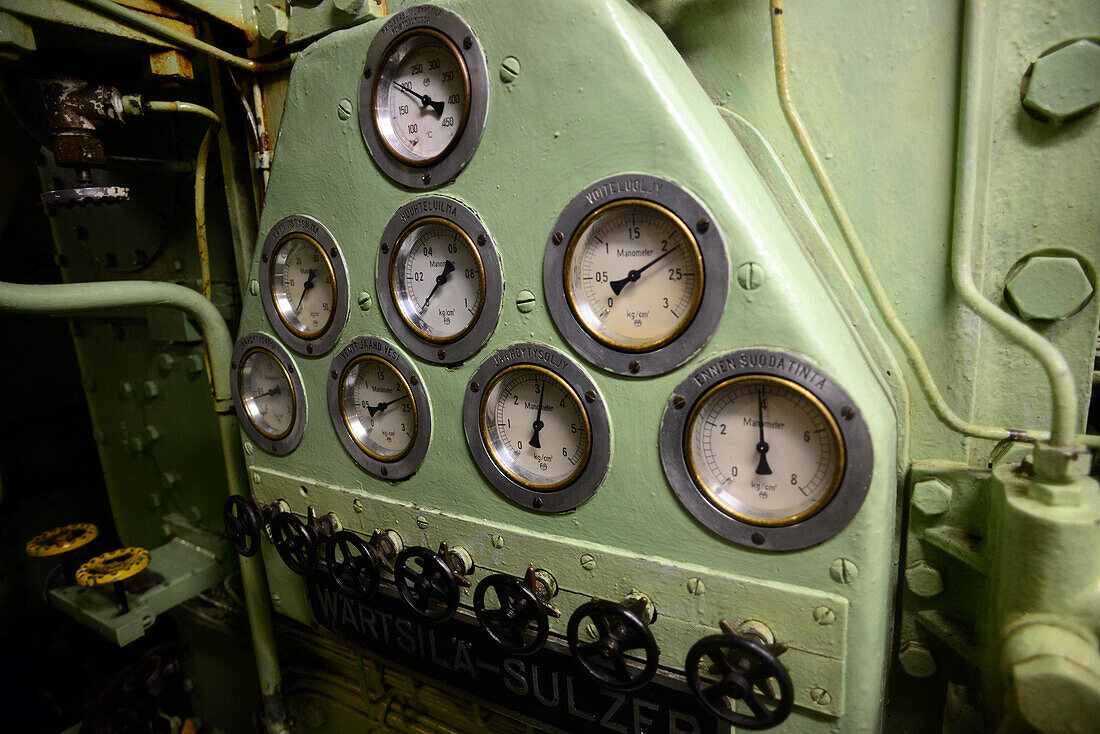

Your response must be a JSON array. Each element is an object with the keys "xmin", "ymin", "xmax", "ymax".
[
  {"xmin": 270, "ymin": 234, "xmax": 337, "ymax": 339},
  {"xmin": 340, "ymin": 355, "xmax": 418, "ymax": 462},
  {"xmin": 481, "ymin": 365, "xmax": 591, "ymax": 491},
  {"xmin": 239, "ymin": 348, "xmax": 296, "ymax": 440},
  {"xmin": 373, "ymin": 29, "xmax": 470, "ymax": 166},
  {"xmin": 391, "ymin": 217, "xmax": 485, "ymax": 343},
  {"xmin": 564, "ymin": 200, "xmax": 703, "ymax": 352},
  {"xmin": 685, "ymin": 375, "xmax": 844, "ymax": 526}
]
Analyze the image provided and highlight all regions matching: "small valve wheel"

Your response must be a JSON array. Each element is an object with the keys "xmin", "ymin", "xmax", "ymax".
[
  {"xmin": 223, "ymin": 497, "xmax": 262, "ymax": 557},
  {"xmin": 75, "ymin": 547, "xmax": 151, "ymax": 614},
  {"xmin": 325, "ymin": 530, "xmax": 380, "ymax": 601},
  {"xmin": 685, "ymin": 632, "xmax": 793, "ymax": 730},
  {"xmin": 25, "ymin": 523, "xmax": 99, "ymax": 583},
  {"xmin": 567, "ymin": 597, "xmax": 660, "ymax": 691},
  {"xmin": 474, "ymin": 574, "xmax": 549, "ymax": 655},
  {"xmin": 270, "ymin": 512, "xmax": 319, "ymax": 576},
  {"xmin": 394, "ymin": 546, "xmax": 459, "ymax": 622}
]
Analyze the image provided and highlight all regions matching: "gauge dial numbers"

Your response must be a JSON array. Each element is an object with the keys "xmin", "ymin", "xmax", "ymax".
[
  {"xmin": 328, "ymin": 337, "xmax": 431, "ymax": 480},
  {"xmin": 565, "ymin": 200, "xmax": 703, "ymax": 352},
  {"xmin": 480, "ymin": 365, "xmax": 591, "ymax": 491},
  {"xmin": 378, "ymin": 197, "xmax": 504, "ymax": 364},
  {"xmin": 464, "ymin": 344, "xmax": 611, "ymax": 512},
  {"xmin": 660, "ymin": 349, "xmax": 873, "ymax": 551},
  {"xmin": 545, "ymin": 175, "xmax": 729, "ymax": 377},
  {"xmin": 259, "ymin": 215, "xmax": 350, "ymax": 356},
  {"xmin": 685, "ymin": 376, "xmax": 843, "ymax": 526},
  {"xmin": 231, "ymin": 333, "xmax": 306, "ymax": 455},
  {"xmin": 359, "ymin": 6, "xmax": 489, "ymax": 188}
]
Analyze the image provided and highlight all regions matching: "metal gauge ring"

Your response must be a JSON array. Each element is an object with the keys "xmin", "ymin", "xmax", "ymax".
[
  {"xmin": 359, "ymin": 5, "xmax": 489, "ymax": 188},
  {"xmin": 544, "ymin": 174, "xmax": 729, "ymax": 377},
  {"xmin": 328, "ymin": 336, "xmax": 431, "ymax": 481},
  {"xmin": 659, "ymin": 349, "xmax": 872, "ymax": 551},
  {"xmin": 463, "ymin": 343, "xmax": 610, "ymax": 513},
  {"xmin": 377, "ymin": 197, "xmax": 503, "ymax": 364},
  {"xmin": 231, "ymin": 332, "xmax": 306, "ymax": 455},
  {"xmin": 259, "ymin": 215, "xmax": 350, "ymax": 356}
]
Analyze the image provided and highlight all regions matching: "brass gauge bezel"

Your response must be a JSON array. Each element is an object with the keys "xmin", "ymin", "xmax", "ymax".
[
  {"xmin": 479, "ymin": 364, "xmax": 592, "ymax": 491},
  {"xmin": 339, "ymin": 354, "xmax": 419, "ymax": 463},
  {"xmin": 371, "ymin": 28, "xmax": 472, "ymax": 167},
  {"xmin": 463, "ymin": 343, "xmax": 611, "ymax": 513},
  {"xmin": 230, "ymin": 332, "xmax": 307, "ymax": 456},
  {"xmin": 327, "ymin": 336, "xmax": 432, "ymax": 481},
  {"xmin": 563, "ymin": 198, "xmax": 705, "ymax": 353},
  {"xmin": 269, "ymin": 233, "xmax": 338, "ymax": 340},
  {"xmin": 659, "ymin": 348, "xmax": 873, "ymax": 551},
  {"xmin": 389, "ymin": 216, "xmax": 486, "ymax": 344},
  {"xmin": 683, "ymin": 374, "xmax": 845, "ymax": 527}
]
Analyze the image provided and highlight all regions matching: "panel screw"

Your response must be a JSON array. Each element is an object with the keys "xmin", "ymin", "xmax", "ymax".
[
  {"xmin": 500, "ymin": 56, "xmax": 521, "ymax": 84},
  {"xmin": 736, "ymin": 262, "xmax": 765, "ymax": 291},
  {"xmin": 143, "ymin": 380, "xmax": 159, "ymax": 398},
  {"xmin": 672, "ymin": 395, "xmax": 685, "ymax": 409},
  {"xmin": 751, "ymin": 532, "xmax": 765, "ymax": 545},
  {"xmin": 579, "ymin": 553, "xmax": 596, "ymax": 570},
  {"xmin": 532, "ymin": 497, "xmax": 543, "ymax": 509},
  {"xmin": 477, "ymin": 234, "xmax": 487, "ymax": 246},
  {"xmin": 470, "ymin": 381, "xmax": 480, "ymax": 393},
  {"xmin": 409, "ymin": 375, "xmax": 419, "ymax": 386},
  {"xmin": 416, "ymin": 515, "xmax": 429, "ymax": 529},
  {"xmin": 422, "ymin": 173, "xmax": 431, "ymax": 185},
  {"xmin": 380, "ymin": 243, "xmax": 389, "ymax": 254},
  {"xmin": 809, "ymin": 687, "xmax": 832, "ymax": 706},
  {"xmin": 813, "ymin": 605, "xmax": 836, "ymax": 625},
  {"xmin": 363, "ymin": 66, "xmax": 372, "ymax": 78},
  {"xmin": 437, "ymin": 349, "xmax": 446, "ymax": 361},
  {"xmin": 353, "ymin": 499, "xmax": 364, "ymax": 513},
  {"xmin": 841, "ymin": 405, "xmax": 855, "ymax": 420},
  {"xmin": 516, "ymin": 290, "xmax": 537, "ymax": 313},
  {"xmin": 585, "ymin": 623, "xmax": 600, "ymax": 640},
  {"xmin": 463, "ymin": 36, "xmax": 472, "ymax": 50},
  {"xmin": 552, "ymin": 231, "xmax": 564, "ymax": 245},
  {"xmin": 355, "ymin": 292, "xmax": 372, "ymax": 311},
  {"xmin": 830, "ymin": 558, "xmax": 859, "ymax": 584},
  {"xmin": 584, "ymin": 390, "xmax": 597, "ymax": 403},
  {"xmin": 306, "ymin": 344, "xmax": 313, "ymax": 354},
  {"xmin": 491, "ymin": 535, "xmax": 504, "ymax": 548},
  {"xmin": 261, "ymin": 253, "xmax": 268, "ymax": 263},
  {"xmin": 628, "ymin": 360, "xmax": 641, "ymax": 374},
  {"xmin": 337, "ymin": 98, "xmax": 353, "ymax": 121},
  {"xmin": 696, "ymin": 218, "xmax": 709, "ymax": 233},
  {"xmin": 686, "ymin": 577, "xmax": 705, "ymax": 595},
  {"xmin": 243, "ymin": 442, "xmax": 254, "ymax": 456},
  {"xmin": 249, "ymin": 279, "xmax": 260, "ymax": 296}
]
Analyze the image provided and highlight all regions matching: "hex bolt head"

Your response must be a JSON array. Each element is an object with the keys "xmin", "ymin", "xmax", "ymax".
[
  {"xmin": 157, "ymin": 353, "xmax": 175, "ymax": 372},
  {"xmin": 186, "ymin": 354, "xmax": 205, "ymax": 374},
  {"xmin": 898, "ymin": 641, "xmax": 937, "ymax": 678},
  {"xmin": 905, "ymin": 561, "xmax": 944, "ymax": 598},
  {"xmin": 1004, "ymin": 255, "xmax": 1094, "ymax": 321},
  {"xmin": 1022, "ymin": 39, "xmax": 1100, "ymax": 124},
  {"xmin": 333, "ymin": 0, "xmax": 365, "ymax": 17},
  {"xmin": 143, "ymin": 380, "xmax": 159, "ymax": 398},
  {"xmin": 911, "ymin": 477, "xmax": 953, "ymax": 515},
  {"xmin": 257, "ymin": 4, "xmax": 289, "ymax": 44}
]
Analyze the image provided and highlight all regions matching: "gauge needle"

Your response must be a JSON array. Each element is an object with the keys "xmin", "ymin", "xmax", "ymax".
[
  {"xmin": 366, "ymin": 395, "xmax": 408, "ymax": 417},
  {"xmin": 296, "ymin": 268, "xmax": 317, "ymax": 311},
  {"xmin": 256, "ymin": 385, "xmax": 282, "ymax": 399},
  {"xmin": 529, "ymin": 379, "xmax": 546, "ymax": 449},
  {"xmin": 755, "ymin": 390, "xmax": 773, "ymax": 475},
  {"xmin": 609, "ymin": 244, "xmax": 681, "ymax": 296},
  {"xmin": 420, "ymin": 260, "xmax": 455, "ymax": 311},
  {"xmin": 395, "ymin": 82, "xmax": 445, "ymax": 115}
]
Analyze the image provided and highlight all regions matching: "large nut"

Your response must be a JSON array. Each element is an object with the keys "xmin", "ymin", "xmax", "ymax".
[
  {"xmin": 911, "ymin": 478, "xmax": 952, "ymax": 515},
  {"xmin": 1004, "ymin": 255, "xmax": 1093, "ymax": 321},
  {"xmin": 1022, "ymin": 39, "xmax": 1100, "ymax": 124},
  {"xmin": 257, "ymin": 4, "xmax": 289, "ymax": 44},
  {"xmin": 904, "ymin": 561, "xmax": 944, "ymax": 598},
  {"xmin": 898, "ymin": 641, "xmax": 937, "ymax": 678}
]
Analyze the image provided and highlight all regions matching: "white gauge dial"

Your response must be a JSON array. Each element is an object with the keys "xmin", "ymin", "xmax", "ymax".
[
  {"xmin": 481, "ymin": 365, "xmax": 591, "ymax": 490},
  {"xmin": 340, "ymin": 355, "xmax": 418, "ymax": 462},
  {"xmin": 238, "ymin": 348, "xmax": 296, "ymax": 440},
  {"xmin": 685, "ymin": 375, "xmax": 844, "ymax": 526},
  {"xmin": 392, "ymin": 217, "xmax": 485, "ymax": 343},
  {"xmin": 565, "ymin": 200, "xmax": 704, "ymax": 352},
  {"xmin": 373, "ymin": 30, "xmax": 470, "ymax": 165},
  {"xmin": 270, "ymin": 235, "xmax": 337, "ymax": 339}
]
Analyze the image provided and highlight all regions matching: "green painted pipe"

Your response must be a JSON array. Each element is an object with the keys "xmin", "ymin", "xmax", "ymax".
[{"xmin": 0, "ymin": 279, "xmax": 289, "ymax": 733}]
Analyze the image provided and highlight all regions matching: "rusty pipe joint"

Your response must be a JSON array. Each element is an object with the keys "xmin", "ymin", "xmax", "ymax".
[{"xmin": 40, "ymin": 78, "xmax": 128, "ymax": 168}]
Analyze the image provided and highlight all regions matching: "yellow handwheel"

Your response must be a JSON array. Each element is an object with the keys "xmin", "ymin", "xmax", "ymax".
[
  {"xmin": 25, "ymin": 523, "xmax": 99, "ymax": 583},
  {"xmin": 76, "ymin": 547, "xmax": 151, "ymax": 613}
]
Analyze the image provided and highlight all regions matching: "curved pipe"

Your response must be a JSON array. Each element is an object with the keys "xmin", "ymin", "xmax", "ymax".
[{"xmin": 0, "ymin": 279, "xmax": 289, "ymax": 733}]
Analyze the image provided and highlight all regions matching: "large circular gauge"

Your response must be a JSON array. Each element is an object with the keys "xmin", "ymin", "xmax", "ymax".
[
  {"xmin": 545, "ymin": 174, "xmax": 729, "ymax": 376},
  {"xmin": 231, "ymin": 333, "xmax": 306, "ymax": 455},
  {"xmin": 464, "ymin": 343, "xmax": 610, "ymax": 512},
  {"xmin": 259, "ymin": 215, "xmax": 349, "ymax": 356},
  {"xmin": 660, "ymin": 349, "xmax": 873, "ymax": 551},
  {"xmin": 378, "ymin": 197, "xmax": 503, "ymax": 364},
  {"xmin": 359, "ymin": 5, "xmax": 489, "ymax": 188},
  {"xmin": 328, "ymin": 336, "xmax": 431, "ymax": 481}
]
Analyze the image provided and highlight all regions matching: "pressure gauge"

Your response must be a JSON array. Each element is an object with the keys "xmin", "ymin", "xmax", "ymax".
[
  {"xmin": 259, "ymin": 215, "xmax": 350, "ymax": 356},
  {"xmin": 464, "ymin": 343, "xmax": 611, "ymax": 512},
  {"xmin": 545, "ymin": 174, "xmax": 729, "ymax": 376},
  {"xmin": 231, "ymin": 333, "xmax": 306, "ymax": 455},
  {"xmin": 359, "ymin": 5, "xmax": 489, "ymax": 188},
  {"xmin": 328, "ymin": 336, "xmax": 431, "ymax": 480},
  {"xmin": 660, "ymin": 349, "xmax": 873, "ymax": 550},
  {"xmin": 378, "ymin": 196, "xmax": 504, "ymax": 364}
]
